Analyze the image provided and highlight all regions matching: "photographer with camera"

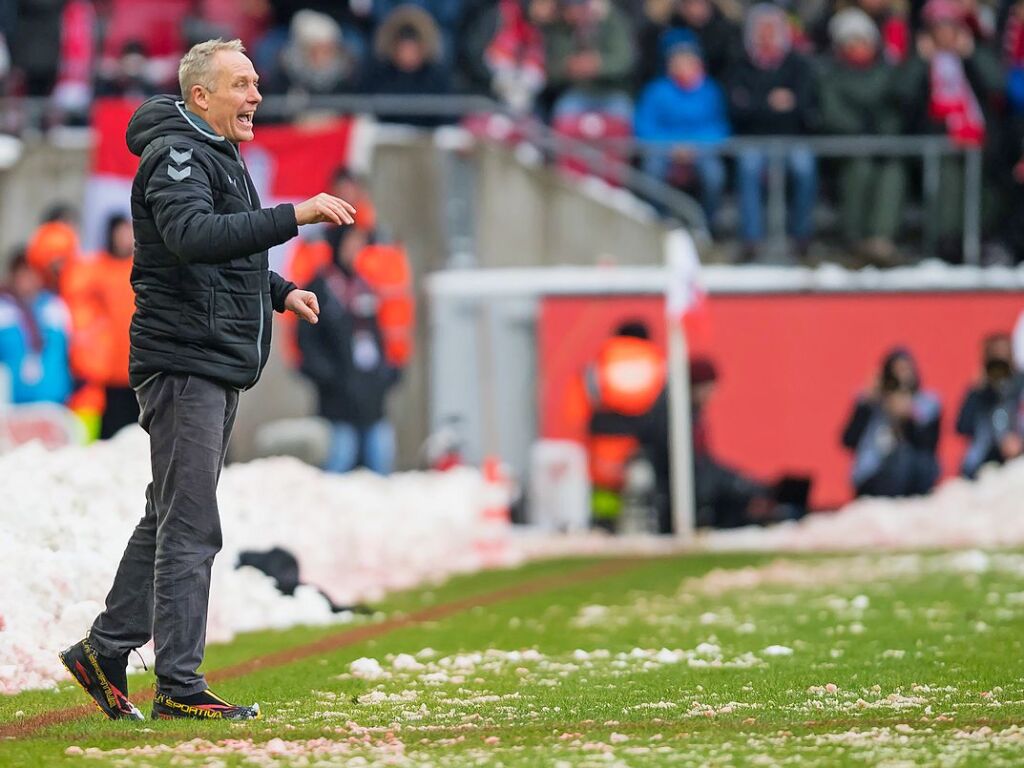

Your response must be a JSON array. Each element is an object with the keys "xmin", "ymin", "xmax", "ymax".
[
  {"xmin": 956, "ymin": 333, "xmax": 1024, "ymax": 479},
  {"xmin": 842, "ymin": 348, "xmax": 942, "ymax": 498}
]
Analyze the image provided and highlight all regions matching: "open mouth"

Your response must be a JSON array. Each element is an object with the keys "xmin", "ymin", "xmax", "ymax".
[{"xmin": 237, "ymin": 112, "xmax": 254, "ymax": 129}]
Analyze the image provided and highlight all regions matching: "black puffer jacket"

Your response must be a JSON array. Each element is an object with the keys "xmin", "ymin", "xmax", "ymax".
[{"xmin": 126, "ymin": 95, "xmax": 299, "ymax": 390}]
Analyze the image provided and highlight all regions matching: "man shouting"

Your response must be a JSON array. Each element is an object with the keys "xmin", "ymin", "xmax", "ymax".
[{"xmin": 60, "ymin": 38, "xmax": 356, "ymax": 721}]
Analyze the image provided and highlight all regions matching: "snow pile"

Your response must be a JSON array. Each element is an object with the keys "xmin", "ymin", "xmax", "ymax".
[
  {"xmin": 0, "ymin": 428, "xmax": 506, "ymax": 695},
  {"xmin": 706, "ymin": 458, "xmax": 1024, "ymax": 552}
]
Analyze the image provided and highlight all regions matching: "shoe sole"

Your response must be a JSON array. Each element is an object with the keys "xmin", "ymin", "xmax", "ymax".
[
  {"xmin": 151, "ymin": 700, "xmax": 261, "ymax": 721},
  {"xmin": 59, "ymin": 645, "xmax": 144, "ymax": 721}
]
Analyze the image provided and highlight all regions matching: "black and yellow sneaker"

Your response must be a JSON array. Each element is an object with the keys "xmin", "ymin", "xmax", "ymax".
[
  {"xmin": 152, "ymin": 689, "xmax": 261, "ymax": 721},
  {"xmin": 59, "ymin": 637, "xmax": 144, "ymax": 721}
]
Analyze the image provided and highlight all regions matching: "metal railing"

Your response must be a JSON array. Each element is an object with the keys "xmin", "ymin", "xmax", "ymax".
[
  {"xmin": 591, "ymin": 135, "xmax": 983, "ymax": 264},
  {"xmin": 255, "ymin": 94, "xmax": 712, "ymax": 238}
]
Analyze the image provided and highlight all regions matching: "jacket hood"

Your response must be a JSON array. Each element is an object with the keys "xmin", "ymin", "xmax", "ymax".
[
  {"xmin": 374, "ymin": 6, "xmax": 442, "ymax": 63},
  {"xmin": 126, "ymin": 95, "xmax": 232, "ymax": 157}
]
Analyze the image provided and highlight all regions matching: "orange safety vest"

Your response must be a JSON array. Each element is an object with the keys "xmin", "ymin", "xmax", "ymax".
[
  {"xmin": 570, "ymin": 336, "xmax": 667, "ymax": 490},
  {"xmin": 280, "ymin": 239, "xmax": 332, "ymax": 366},
  {"xmin": 69, "ymin": 254, "xmax": 135, "ymax": 387},
  {"xmin": 585, "ymin": 336, "xmax": 666, "ymax": 417},
  {"xmin": 354, "ymin": 244, "xmax": 414, "ymax": 367},
  {"xmin": 281, "ymin": 239, "xmax": 415, "ymax": 369},
  {"xmin": 287, "ymin": 239, "xmax": 332, "ymax": 291}
]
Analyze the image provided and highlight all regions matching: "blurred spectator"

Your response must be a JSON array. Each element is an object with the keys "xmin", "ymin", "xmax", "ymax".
[
  {"xmin": 543, "ymin": 0, "xmax": 635, "ymax": 123},
  {"xmin": 282, "ymin": 167, "xmax": 378, "ymax": 366},
  {"xmin": 484, "ymin": 0, "xmax": 547, "ymax": 113},
  {"xmin": 9, "ymin": 0, "xmax": 65, "ymax": 96},
  {"xmin": 0, "ymin": 248, "xmax": 72, "ymax": 405},
  {"xmin": 817, "ymin": 8, "xmax": 906, "ymax": 265},
  {"xmin": 50, "ymin": 0, "xmax": 96, "ymax": 124},
  {"xmin": 331, "ymin": 167, "xmax": 379, "ymax": 235},
  {"xmin": 269, "ymin": 0, "xmax": 372, "ymax": 37},
  {"xmin": 363, "ymin": 5, "xmax": 453, "ymax": 125},
  {"xmin": 1002, "ymin": 2, "xmax": 1024, "ymax": 261},
  {"xmin": 637, "ymin": 0, "xmax": 742, "ymax": 86},
  {"xmin": 78, "ymin": 214, "xmax": 139, "ymax": 439},
  {"xmin": 841, "ymin": 348, "xmax": 941, "ymax": 497},
  {"xmin": 25, "ymin": 220, "xmax": 80, "ymax": 296},
  {"xmin": 373, "ymin": 0, "xmax": 463, "ymax": 29},
  {"xmin": 634, "ymin": 32, "xmax": 729, "ymax": 227},
  {"xmin": 195, "ymin": 0, "xmax": 272, "ymax": 52},
  {"xmin": 811, "ymin": 0, "xmax": 910, "ymax": 63},
  {"xmin": 100, "ymin": 0, "xmax": 193, "ymax": 90},
  {"xmin": 265, "ymin": 10, "xmax": 362, "ymax": 98},
  {"xmin": 456, "ymin": 0, "xmax": 549, "ymax": 103},
  {"xmin": 297, "ymin": 226, "xmax": 402, "ymax": 475},
  {"xmin": 956, "ymin": 333, "xmax": 1024, "ymax": 478},
  {"xmin": 286, "ymin": 168, "xmax": 378, "ymax": 291},
  {"xmin": 24, "ymin": 217, "xmax": 106, "ymax": 432},
  {"xmin": 564, "ymin": 320, "xmax": 666, "ymax": 531},
  {"xmin": 894, "ymin": 0, "xmax": 1002, "ymax": 261},
  {"xmin": 94, "ymin": 41, "xmax": 160, "ymax": 99},
  {"xmin": 1007, "ymin": 2, "xmax": 1024, "ymax": 115},
  {"xmin": 639, "ymin": 356, "xmax": 809, "ymax": 532},
  {"xmin": 372, "ymin": 0, "xmax": 463, "ymax": 66},
  {"xmin": 726, "ymin": 4, "xmax": 817, "ymax": 260}
]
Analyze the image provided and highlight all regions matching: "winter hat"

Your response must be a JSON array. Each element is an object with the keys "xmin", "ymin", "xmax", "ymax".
[
  {"xmin": 829, "ymin": 8, "xmax": 879, "ymax": 46},
  {"xmin": 290, "ymin": 9, "xmax": 342, "ymax": 48},
  {"xmin": 921, "ymin": 0, "xmax": 964, "ymax": 25},
  {"xmin": 689, "ymin": 357, "xmax": 719, "ymax": 386},
  {"xmin": 26, "ymin": 221, "xmax": 79, "ymax": 275},
  {"xmin": 660, "ymin": 28, "xmax": 703, "ymax": 61}
]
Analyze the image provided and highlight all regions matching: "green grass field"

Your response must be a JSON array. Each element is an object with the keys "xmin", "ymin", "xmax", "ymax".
[{"xmin": 2, "ymin": 550, "xmax": 1023, "ymax": 766}]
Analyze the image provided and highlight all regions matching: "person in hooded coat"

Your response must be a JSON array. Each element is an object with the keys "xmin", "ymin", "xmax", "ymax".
[
  {"xmin": 361, "ymin": 5, "xmax": 453, "ymax": 125},
  {"xmin": 297, "ymin": 225, "xmax": 401, "ymax": 475}
]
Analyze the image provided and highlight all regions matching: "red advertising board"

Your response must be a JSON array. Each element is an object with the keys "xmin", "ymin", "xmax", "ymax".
[{"xmin": 538, "ymin": 292, "xmax": 1024, "ymax": 510}]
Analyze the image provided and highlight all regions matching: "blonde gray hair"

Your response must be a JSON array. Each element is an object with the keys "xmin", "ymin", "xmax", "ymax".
[{"xmin": 178, "ymin": 38, "xmax": 246, "ymax": 103}]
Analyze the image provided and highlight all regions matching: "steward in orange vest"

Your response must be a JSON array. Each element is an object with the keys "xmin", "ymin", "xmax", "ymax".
[
  {"xmin": 566, "ymin": 321, "xmax": 666, "ymax": 529},
  {"xmin": 25, "ymin": 220, "xmax": 108, "ymax": 435},
  {"xmin": 82, "ymin": 214, "xmax": 139, "ymax": 438}
]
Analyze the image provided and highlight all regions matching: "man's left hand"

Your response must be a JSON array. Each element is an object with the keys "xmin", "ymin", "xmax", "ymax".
[{"xmin": 285, "ymin": 289, "xmax": 320, "ymax": 324}]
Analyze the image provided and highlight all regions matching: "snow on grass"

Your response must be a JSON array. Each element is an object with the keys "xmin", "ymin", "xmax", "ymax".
[
  {"xmin": 14, "ymin": 548, "xmax": 1024, "ymax": 767},
  {"xmin": 0, "ymin": 429, "xmax": 507, "ymax": 694}
]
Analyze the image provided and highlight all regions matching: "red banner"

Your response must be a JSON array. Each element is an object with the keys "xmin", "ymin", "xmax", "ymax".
[
  {"xmin": 90, "ymin": 98, "xmax": 355, "ymax": 193},
  {"xmin": 83, "ymin": 98, "xmax": 358, "ymax": 255}
]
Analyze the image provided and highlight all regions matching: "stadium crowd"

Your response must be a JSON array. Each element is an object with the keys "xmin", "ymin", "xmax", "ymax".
[{"xmin": 1, "ymin": 0, "xmax": 1024, "ymax": 261}]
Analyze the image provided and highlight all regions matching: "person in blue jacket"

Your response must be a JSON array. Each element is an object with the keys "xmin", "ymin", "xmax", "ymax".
[
  {"xmin": 0, "ymin": 249, "xmax": 73, "ymax": 405},
  {"xmin": 634, "ymin": 29, "xmax": 730, "ymax": 229}
]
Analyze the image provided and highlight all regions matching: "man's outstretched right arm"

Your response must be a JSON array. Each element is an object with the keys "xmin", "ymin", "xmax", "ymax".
[{"xmin": 144, "ymin": 148, "xmax": 354, "ymax": 264}]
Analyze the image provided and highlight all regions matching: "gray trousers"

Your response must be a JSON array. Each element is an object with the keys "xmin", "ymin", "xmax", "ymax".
[{"xmin": 90, "ymin": 373, "xmax": 238, "ymax": 697}]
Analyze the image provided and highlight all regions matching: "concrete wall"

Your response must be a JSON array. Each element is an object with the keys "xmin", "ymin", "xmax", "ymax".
[
  {"xmin": 0, "ymin": 136, "xmax": 89, "ymax": 261},
  {"xmin": 473, "ymin": 145, "xmax": 665, "ymax": 268}
]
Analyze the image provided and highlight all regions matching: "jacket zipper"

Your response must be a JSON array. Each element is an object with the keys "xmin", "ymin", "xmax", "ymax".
[{"xmin": 233, "ymin": 143, "xmax": 264, "ymax": 388}]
